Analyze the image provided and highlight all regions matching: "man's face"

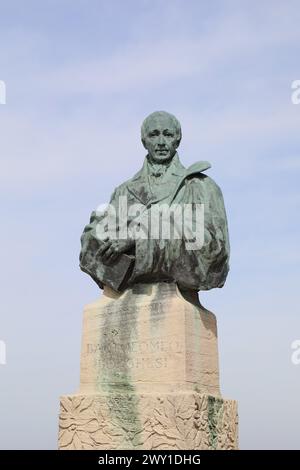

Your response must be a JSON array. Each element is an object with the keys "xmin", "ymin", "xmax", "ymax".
[{"xmin": 143, "ymin": 115, "xmax": 179, "ymax": 163}]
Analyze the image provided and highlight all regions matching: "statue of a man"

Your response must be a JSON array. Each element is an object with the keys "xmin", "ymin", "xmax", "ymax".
[{"xmin": 80, "ymin": 111, "xmax": 230, "ymax": 294}]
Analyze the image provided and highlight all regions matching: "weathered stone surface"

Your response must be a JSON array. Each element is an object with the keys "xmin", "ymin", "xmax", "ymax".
[
  {"xmin": 79, "ymin": 282, "xmax": 220, "ymax": 395},
  {"xmin": 59, "ymin": 392, "xmax": 238, "ymax": 450},
  {"xmin": 58, "ymin": 283, "xmax": 238, "ymax": 450}
]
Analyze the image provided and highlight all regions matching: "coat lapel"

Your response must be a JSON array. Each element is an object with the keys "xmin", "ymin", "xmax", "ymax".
[
  {"xmin": 127, "ymin": 177, "xmax": 153, "ymax": 206},
  {"xmin": 127, "ymin": 158, "xmax": 152, "ymax": 205},
  {"xmin": 126, "ymin": 154, "xmax": 209, "ymax": 206}
]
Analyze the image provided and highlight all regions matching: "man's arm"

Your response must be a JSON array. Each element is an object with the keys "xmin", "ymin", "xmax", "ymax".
[{"xmin": 79, "ymin": 187, "xmax": 136, "ymax": 291}]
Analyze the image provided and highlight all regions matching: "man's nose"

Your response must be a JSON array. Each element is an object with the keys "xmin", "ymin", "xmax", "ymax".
[{"xmin": 157, "ymin": 135, "xmax": 166, "ymax": 145}]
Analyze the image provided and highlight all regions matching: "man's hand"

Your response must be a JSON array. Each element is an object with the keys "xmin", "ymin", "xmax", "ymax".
[{"xmin": 98, "ymin": 237, "xmax": 135, "ymax": 263}]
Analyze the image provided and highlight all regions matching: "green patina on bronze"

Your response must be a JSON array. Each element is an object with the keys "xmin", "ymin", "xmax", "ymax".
[
  {"xmin": 79, "ymin": 111, "xmax": 230, "ymax": 295},
  {"xmin": 207, "ymin": 395, "xmax": 224, "ymax": 449}
]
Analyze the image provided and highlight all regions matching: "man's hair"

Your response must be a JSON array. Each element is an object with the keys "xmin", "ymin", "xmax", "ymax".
[{"xmin": 141, "ymin": 111, "xmax": 182, "ymax": 145}]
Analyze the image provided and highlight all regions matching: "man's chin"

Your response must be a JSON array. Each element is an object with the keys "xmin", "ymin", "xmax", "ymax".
[{"xmin": 151, "ymin": 152, "xmax": 173, "ymax": 163}]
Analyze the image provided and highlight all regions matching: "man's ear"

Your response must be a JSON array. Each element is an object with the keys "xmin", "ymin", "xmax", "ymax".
[{"xmin": 141, "ymin": 138, "xmax": 147, "ymax": 150}]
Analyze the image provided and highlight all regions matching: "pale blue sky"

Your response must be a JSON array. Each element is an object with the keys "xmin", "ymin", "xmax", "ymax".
[{"xmin": 0, "ymin": 0, "xmax": 299, "ymax": 449}]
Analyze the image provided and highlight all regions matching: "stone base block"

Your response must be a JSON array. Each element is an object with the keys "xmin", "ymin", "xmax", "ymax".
[
  {"xmin": 59, "ymin": 392, "xmax": 238, "ymax": 450},
  {"xmin": 79, "ymin": 283, "xmax": 221, "ymax": 395}
]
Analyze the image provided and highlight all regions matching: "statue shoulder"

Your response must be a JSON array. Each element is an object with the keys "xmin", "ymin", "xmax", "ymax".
[
  {"xmin": 200, "ymin": 174, "xmax": 222, "ymax": 192},
  {"xmin": 189, "ymin": 171, "xmax": 224, "ymax": 201}
]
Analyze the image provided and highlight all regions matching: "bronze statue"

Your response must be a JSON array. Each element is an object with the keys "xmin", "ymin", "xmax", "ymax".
[{"xmin": 80, "ymin": 111, "xmax": 230, "ymax": 293}]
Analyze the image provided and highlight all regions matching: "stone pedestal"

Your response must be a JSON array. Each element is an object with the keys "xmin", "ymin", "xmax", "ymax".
[{"xmin": 59, "ymin": 283, "xmax": 238, "ymax": 450}]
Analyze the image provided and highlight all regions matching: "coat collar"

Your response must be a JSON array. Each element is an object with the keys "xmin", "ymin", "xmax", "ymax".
[
  {"xmin": 127, "ymin": 153, "xmax": 211, "ymax": 206},
  {"xmin": 131, "ymin": 153, "xmax": 186, "ymax": 181}
]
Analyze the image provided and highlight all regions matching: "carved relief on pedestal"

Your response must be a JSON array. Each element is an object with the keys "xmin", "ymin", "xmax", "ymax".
[{"xmin": 59, "ymin": 393, "xmax": 238, "ymax": 450}]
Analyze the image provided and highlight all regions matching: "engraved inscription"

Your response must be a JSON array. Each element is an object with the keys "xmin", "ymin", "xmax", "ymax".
[
  {"xmin": 86, "ymin": 338, "xmax": 183, "ymax": 355},
  {"xmin": 85, "ymin": 338, "xmax": 183, "ymax": 372}
]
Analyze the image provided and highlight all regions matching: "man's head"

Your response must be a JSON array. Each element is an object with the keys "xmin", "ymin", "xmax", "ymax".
[{"xmin": 141, "ymin": 111, "xmax": 182, "ymax": 163}]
